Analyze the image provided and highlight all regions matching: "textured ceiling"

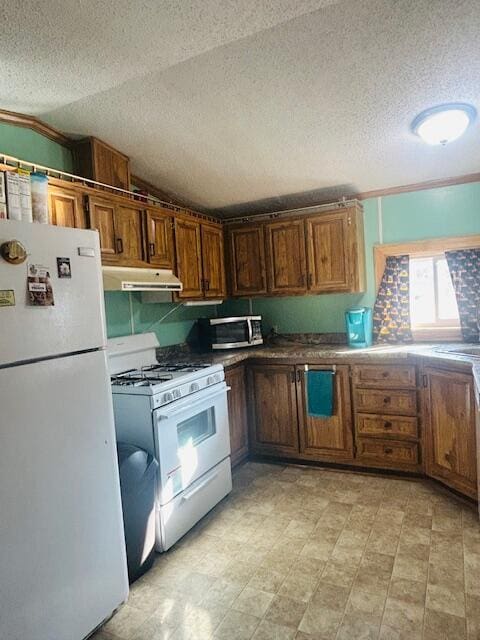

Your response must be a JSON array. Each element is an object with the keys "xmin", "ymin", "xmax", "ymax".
[{"xmin": 1, "ymin": 0, "xmax": 480, "ymax": 215}]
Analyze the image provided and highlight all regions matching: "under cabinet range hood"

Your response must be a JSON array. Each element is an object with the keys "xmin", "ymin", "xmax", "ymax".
[{"xmin": 102, "ymin": 266, "xmax": 182, "ymax": 292}]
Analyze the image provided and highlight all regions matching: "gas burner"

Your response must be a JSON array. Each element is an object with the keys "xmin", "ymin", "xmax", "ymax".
[{"xmin": 147, "ymin": 362, "xmax": 211, "ymax": 372}]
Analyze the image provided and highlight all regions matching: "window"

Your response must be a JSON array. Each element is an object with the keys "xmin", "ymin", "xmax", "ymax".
[
  {"xmin": 409, "ymin": 255, "xmax": 460, "ymax": 336},
  {"xmin": 374, "ymin": 235, "xmax": 480, "ymax": 342}
]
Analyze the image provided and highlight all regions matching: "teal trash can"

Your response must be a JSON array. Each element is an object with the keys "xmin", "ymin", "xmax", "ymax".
[{"xmin": 345, "ymin": 307, "xmax": 373, "ymax": 348}]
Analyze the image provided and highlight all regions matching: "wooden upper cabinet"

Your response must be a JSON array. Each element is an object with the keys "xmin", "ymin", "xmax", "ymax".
[
  {"xmin": 306, "ymin": 211, "xmax": 351, "ymax": 292},
  {"xmin": 201, "ymin": 223, "xmax": 226, "ymax": 299},
  {"xmin": 115, "ymin": 205, "xmax": 144, "ymax": 263},
  {"xmin": 297, "ymin": 365, "xmax": 354, "ymax": 462},
  {"xmin": 247, "ymin": 364, "xmax": 299, "ymax": 456},
  {"xmin": 145, "ymin": 207, "xmax": 174, "ymax": 269},
  {"xmin": 227, "ymin": 225, "xmax": 267, "ymax": 296},
  {"xmin": 424, "ymin": 367, "xmax": 477, "ymax": 499},
  {"xmin": 175, "ymin": 218, "xmax": 203, "ymax": 299},
  {"xmin": 73, "ymin": 137, "xmax": 130, "ymax": 190},
  {"xmin": 88, "ymin": 196, "xmax": 118, "ymax": 259},
  {"xmin": 48, "ymin": 184, "xmax": 86, "ymax": 229},
  {"xmin": 306, "ymin": 205, "xmax": 365, "ymax": 293},
  {"xmin": 265, "ymin": 219, "xmax": 307, "ymax": 294}
]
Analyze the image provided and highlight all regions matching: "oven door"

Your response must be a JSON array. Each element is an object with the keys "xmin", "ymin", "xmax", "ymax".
[{"xmin": 153, "ymin": 383, "xmax": 231, "ymax": 505}]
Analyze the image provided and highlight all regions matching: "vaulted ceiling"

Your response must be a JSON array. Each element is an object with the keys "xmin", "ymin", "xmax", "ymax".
[{"xmin": 1, "ymin": 0, "xmax": 479, "ymax": 215}]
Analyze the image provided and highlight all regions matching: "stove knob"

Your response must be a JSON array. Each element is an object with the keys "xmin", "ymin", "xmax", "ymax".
[
  {"xmin": 207, "ymin": 376, "xmax": 214, "ymax": 385},
  {"xmin": 173, "ymin": 389, "xmax": 181, "ymax": 399},
  {"xmin": 162, "ymin": 392, "xmax": 173, "ymax": 404},
  {"xmin": 190, "ymin": 382, "xmax": 200, "ymax": 393}
]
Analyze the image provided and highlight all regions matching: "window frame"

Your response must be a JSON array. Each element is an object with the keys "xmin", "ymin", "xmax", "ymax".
[{"xmin": 373, "ymin": 235, "xmax": 480, "ymax": 342}]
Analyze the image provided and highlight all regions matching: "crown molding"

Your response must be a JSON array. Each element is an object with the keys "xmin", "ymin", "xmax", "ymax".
[
  {"xmin": 0, "ymin": 108, "xmax": 72, "ymax": 146},
  {"xmin": 356, "ymin": 172, "xmax": 480, "ymax": 201}
]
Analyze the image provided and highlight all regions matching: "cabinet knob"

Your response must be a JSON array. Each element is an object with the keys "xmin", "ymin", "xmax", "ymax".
[
  {"xmin": 382, "ymin": 371, "xmax": 389, "ymax": 378},
  {"xmin": 384, "ymin": 447, "xmax": 393, "ymax": 455},
  {"xmin": 149, "ymin": 242, "xmax": 155, "ymax": 256},
  {"xmin": 383, "ymin": 396, "xmax": 391, "ymax": 404},
  {"xmin": 384, "ymin": 421, "xmax": 392, "ymax": 429},
  {"xmin": 116, "ymin": 238, "xmax": 124, "ymax": 254}
]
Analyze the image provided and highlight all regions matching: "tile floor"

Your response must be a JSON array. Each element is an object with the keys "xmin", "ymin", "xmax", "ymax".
[{"xmin": 93, "ymin": 462, "xmax": 480, "ymax": 640}]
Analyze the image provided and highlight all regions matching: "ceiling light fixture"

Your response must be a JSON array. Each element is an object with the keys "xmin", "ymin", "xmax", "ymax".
[{"xmin": 411, "ymin": 103, "xmax": 476, "ymax": 145}]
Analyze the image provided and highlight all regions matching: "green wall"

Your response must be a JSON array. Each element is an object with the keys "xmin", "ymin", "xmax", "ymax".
[
  {"xmin": 222, "ymin": 182, "xmax": 480, "ymax": 335},
  {"xmin": 104, "ymin": 292, "xmax": 219, "ymax": 346},
  {"xmin": 0, "ymin": 122, "xmax": 73, "ymax": 172}
]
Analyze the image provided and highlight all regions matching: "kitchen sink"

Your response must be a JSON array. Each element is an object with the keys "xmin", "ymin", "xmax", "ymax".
[{"xmin": 436, "ymin": 345, "xmax": 480, "ymax": 358}]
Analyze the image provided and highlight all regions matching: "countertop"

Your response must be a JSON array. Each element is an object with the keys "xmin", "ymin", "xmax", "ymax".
[{"xmin": 158, "ymin": 341, "xmax": 480, "ymax": 391}]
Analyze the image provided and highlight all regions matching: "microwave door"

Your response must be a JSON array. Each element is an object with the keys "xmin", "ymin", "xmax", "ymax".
[{"xmin": 211, "ymin": 321, "xmax": 250, "ymax": 349}]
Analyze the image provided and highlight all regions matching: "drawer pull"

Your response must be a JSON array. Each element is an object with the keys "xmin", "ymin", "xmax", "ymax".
[
  {"xmin": 382, "ymin": 371, "xmax": 390, "ymax": 378},
  {"xmin": 383, "ymin": 421, "xmax": 393, "ymax": 429},
  {"xmin": 384, "ymin": 447, "xmax": 393, "ymax": 454},
  {"xmin": 383, "ymin": 396, "xmax": 391, "ymax": 404}
]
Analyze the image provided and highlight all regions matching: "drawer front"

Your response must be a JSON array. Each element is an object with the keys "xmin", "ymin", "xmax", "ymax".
[
  {"xmin": 355, "ymin": 388, "xmax": 417, "ymax": 416},
  {"xmin": 356, "ymin": 438, "xmax": 419, "ymax": 466},
  {"xmin": 356, "ymin": 413, "xmax": 419, "ymax": 440},
  {"xmin": 352, "ymin": 365, "xmax": 416, "ymax": 388}
]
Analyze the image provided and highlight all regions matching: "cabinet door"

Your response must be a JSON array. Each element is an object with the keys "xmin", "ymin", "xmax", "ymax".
[
  {"xmin": 145, "ymin": 208, "xmax": 174, "ymax": 269},
  {"xmin": 175, "ymin": 218, "xmax": 203, "ymax": 299},
  {"xmin": 265, "ymin": 219, "xmax": 307, "ymax": 294},
  {"xmin": 424, "ymin": 367, "xmax": 477, "ymax": 499},
  {"xmin": 115, "ymin": 205, "xmax": 145, "ymax": 264},
  {"xmin": 48, "ymin": 185, "xmax": 86, "ymax": 229},
  {"xmin": 88, "ymin": 196, "xmax": 118, "ymax": 259},
  {"xmin": 297, "ymin": 365, "xmax": 354, "ymax": 461},
  {"xmin": 306, "ymin": 211, "xmax": 351, "ymax": 292},
  {"xmin": 201, "ymin": 224, "xmax": 226, "ymax": 299},
  {"xmin": 248, "ymin": 365, "xmax": 299, "ymax": 455},
  {"xmin": 92, "ymin": 139, "xmax": 130, "ymax": 190},
  {"xmin": 227, "ymin": 225, "xmax": 267, "ymax": 296},
  {"xmin": 225, "ymin": 365, "xmax": 248, "ymax": 467}
]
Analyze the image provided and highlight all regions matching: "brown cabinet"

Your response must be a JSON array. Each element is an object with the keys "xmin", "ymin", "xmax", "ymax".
[
  {"xmin": 226, "ymin": 204, "xmax": 365, "ymax": 298},
  {"xmin": 352, "ymin": 363, "xmax": 421, "ymax": 472},
  {"xmin": 354, "ymin": 388, "xmax": 418, "ymax": 416},
  {"xmin": 227, "ymin": 225, "xmax": 267, "ymax": 296},
  {"xmin": 352, "ymin": 365, "xmax": 416, "ymax": 389},
  {"xmin": 175, "ymin": 219, "xmax": 226, "ymax": 300},
  {"xmin": 87, "ymin": 196, "xmax": 144, "ymax": 264},
  {"xmin": 265, "ymin": 219, "xmax": 307, "ymax": 294},
  {"xmin": 145, "ymin": 207, "xmax": 174, "ymax": 269},
  {"xmin": 48, "ymin": 184, "xmax": 86, "ymax": 229},
  {"xmin": 248, "ymin": 365, "xmax": 299, "ymax": 456},
  {"xmin": 201, "ymin": 224, "xmax": 227, "ymax": 299},
  {"xmin": 73, "ymin": 137, "xmax": 130, "ymax": 190},
  {"xmin": 247, "ymin": 363, "xmax": 354, "ymax": 462},
  {"xmin": 306, "ymin": 207, "xmax": 364, "ymax": 293},
  {"xmin": 88, "ymin": 196, "xmax": 118, "ymax": 258},
  {"xmin": 297, "ymin": 365, "xmax": 354, "ymax": 462},
  {"xmin": 225, "ymin": 365, "xmax": 249, "ymax": 467},
  {"xmin": 175, "ymin": 218, "xmax": 203, "ymax": 298},
  {"xmin": 424, "ymin": 367, "xmax": 477, "ymax": 499},
  {"xmin": 115, "ymin": 205, "xmax": 145, "ymax": 263}
]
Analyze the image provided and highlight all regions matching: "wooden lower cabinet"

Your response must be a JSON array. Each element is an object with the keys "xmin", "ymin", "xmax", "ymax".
[
  {"xmin": 297, "ymin": 366, "xmax": 354, "ymax": 462},
  {"xmin": 247, "ymin": 363, "xmax": 353, "ymax": 462},
  {"xmin": 248, "ymin": 365, "xmax": 299, "ymax": 456},
  {"xmin": 423, "ymin": 367, "xmax": 477, "ymax": 499},
  {"xmin": 225, "ymin": 365, "xmax": 249, "ymax": 467}
]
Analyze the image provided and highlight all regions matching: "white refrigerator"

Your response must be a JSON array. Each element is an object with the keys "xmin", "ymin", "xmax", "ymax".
[{"xmin": 0, "ymin": 220, "xmax": 129, "ymax": 640}]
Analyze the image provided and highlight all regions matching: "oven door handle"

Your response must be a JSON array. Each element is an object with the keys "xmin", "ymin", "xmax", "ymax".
[
  {"xmin": 155, "ymin": 385, "xmax": 230, "ymax": 419},
  {"xmin": 181, "ymin": 471, "xmax": 219, "ymax": 501}
]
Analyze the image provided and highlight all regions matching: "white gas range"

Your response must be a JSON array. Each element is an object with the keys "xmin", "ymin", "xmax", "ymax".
[{"xmin": 108, "ymin": 333, "xmax": 232, "ymax": 552}]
